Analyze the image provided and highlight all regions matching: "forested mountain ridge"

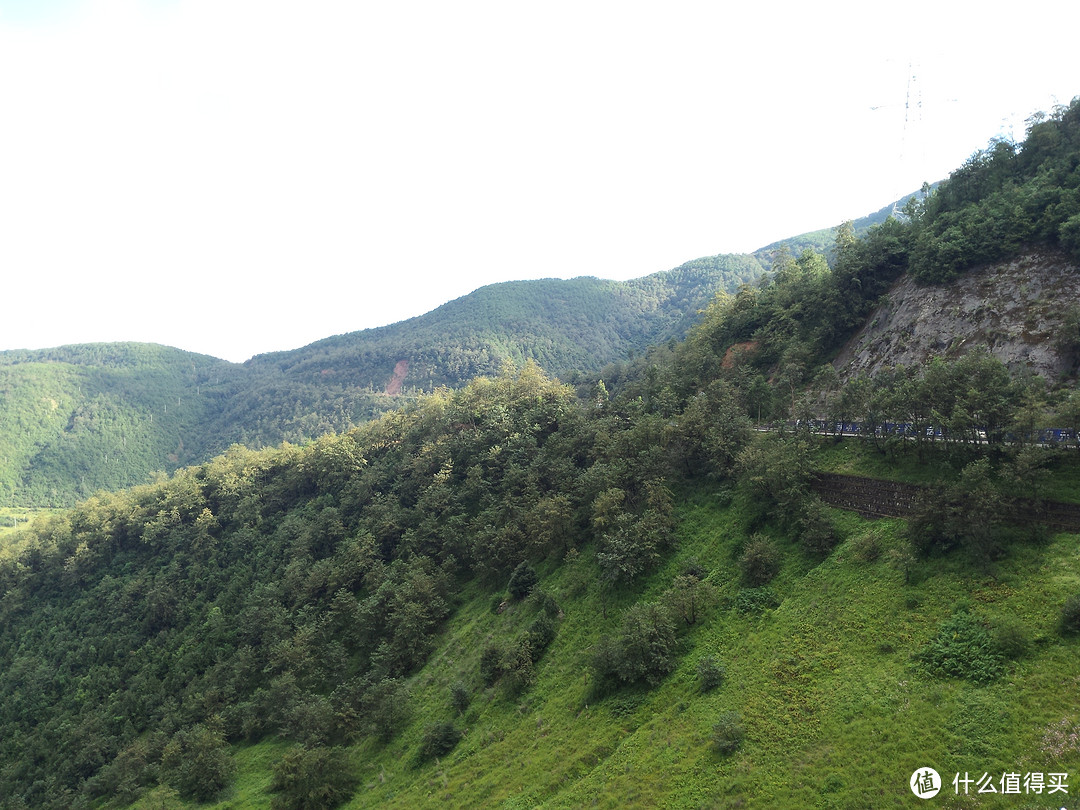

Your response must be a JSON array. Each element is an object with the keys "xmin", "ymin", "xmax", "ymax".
[
  {"xmin": 0, "ymin": 188, "xmax": 928, "ymax": 510},
  {"xmin": 0, "ymin": 254, "xmax": 763, "ymax": 507},
  {"xmin": 0, "ymin": 344, "xmax": 238, "ymax": 508},
  {"xmin": 752, "ymin": 187, "xmax": 928, "ymax": 262},
  {"xmin": 244, "ymin": 256, "xmax": 765, "ymax": 390}
]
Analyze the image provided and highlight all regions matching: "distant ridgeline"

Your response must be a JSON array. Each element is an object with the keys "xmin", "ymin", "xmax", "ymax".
[
  {"xmin": 0, "ymin": 255, "xmax": 764, "ymax": 507},
  {"xmin": 0, "ymin": 344, "xmax": 234, "ymax": 508},
  {"xmin": 8, "ymin": 86, "xmax": 1071, "ymax": 513},
  {"xmin": 2, "ymin": 100, "xmax": 1080, "ymax": 810},
  {"xmin": 242, "ymin": 257, "xmax": 766, "ymax": 392},
  {"xmin": 676, "ymin": 98, "xmax": 1080, "ymax": 393}
]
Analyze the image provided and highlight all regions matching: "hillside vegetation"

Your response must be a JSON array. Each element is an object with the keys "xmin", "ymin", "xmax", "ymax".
[
  {"xmin": 0, "ymin": 257, "xmax": 762, "ymax": 508},
  {"xmin": 248, "ymin": 257, "xmax": 765, "ymax": 391},
  {"xmin": 1, "ymin": 98, "xmax": 1079, "ymax": 809},
  {"xmin": 0, "ymin": 192, "xmax": 925, "ymax": 511},
  {"xmin": 3, "ymin": 359, "xmax": 1079, "ymax": 810},
  {"xmin": 0, "ymin": 344, "xmax": 237, "ymax": 507}
]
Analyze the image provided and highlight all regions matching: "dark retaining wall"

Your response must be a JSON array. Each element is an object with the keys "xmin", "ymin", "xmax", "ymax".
[{"xmin": 811, "ymin": 471, "xmax": 1080, "ymax": 533}]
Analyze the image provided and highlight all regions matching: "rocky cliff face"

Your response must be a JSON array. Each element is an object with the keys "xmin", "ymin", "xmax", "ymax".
[{"xmin": 833, "ymin": 249, "xmax": 1079, "ymax": 382}]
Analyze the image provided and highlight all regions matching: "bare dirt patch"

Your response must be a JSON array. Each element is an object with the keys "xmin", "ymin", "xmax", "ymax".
[{"xmin": 384, "ymin": 360, "xmax": 409, "ymax": 395}]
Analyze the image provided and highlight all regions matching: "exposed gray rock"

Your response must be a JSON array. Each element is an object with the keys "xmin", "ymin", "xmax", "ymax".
[{"xmin": 833, "ymin": 250, "xmax": 1079, "ymax": 382}]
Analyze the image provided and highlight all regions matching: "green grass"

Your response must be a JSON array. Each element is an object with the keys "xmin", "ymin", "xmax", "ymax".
[
  {"xmin": 117, "ymin": 487, "xmax": 1080, "ymax": 809},
  {"xmin": 812, "ymin": 437, "xmax": 973, "ymax": 486},
  {"xmin": 1036, "ymin": 451, "xmax": 1080, "ymax": 504},
  {"xmin": 814, "ymin": 435, "xmax": 1080, "ymax": 505},
  {"xmin": 123, "ymin": 740, "xmax": 294, "ymax": 809}
]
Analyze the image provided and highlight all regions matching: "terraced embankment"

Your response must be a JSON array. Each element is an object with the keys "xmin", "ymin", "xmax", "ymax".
[{"xmin": 812, "ymin": 471, "xmax": 1080, "ymax": 532}]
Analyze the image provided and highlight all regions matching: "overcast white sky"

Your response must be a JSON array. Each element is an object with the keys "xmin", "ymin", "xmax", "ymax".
[{"xmin": 1, "ymin": 1, "xmax": 1077, "ymax": 362}]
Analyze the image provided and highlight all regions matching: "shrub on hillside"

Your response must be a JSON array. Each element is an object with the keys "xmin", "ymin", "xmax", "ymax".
[
  {"xmin": 738, "ymin": 534, "xmax": 781, "ymax": 586},
  {"xmin": 798, "ymin": 497, "xmax": 838, "ymax": 555},
  {"xmin": 508, "ymin": 561, "xmax": 538, "ymax": 600},
  {"xmin": 696, "ymin": 655, "xmax": 725, "ymax": 692},
  {"xmin": 849, "ymin": 528, "xmax": 883, "ymax": 563},
  {"xmin": 590, "ymin": 602, "xmax": 678, "ymax": 688},
  {"xmin": 662, "ymin": 573, "xmax": 717, "ymax": 627},
  {"xmin": 609, "ymin": 602, "xmax": 678, "ymax": 686},
  {"xmin": 526, "ymin": 612, "xmax": 558, "ymax": 658},
  {"xmin": 914, "ymin": 611, "xmax": 1004, "ymax": 684},
  {"xmin": 733, "ymin": 586, "xmax": 780, "ymax": 615},
  {"xmin": 526, "ymin": 587, "xmax": 561, "ymax": 618},
  {"xmin": 991, "ymin": 617, "xmax": 1030, "ymax": 660},
  {"xmin": 449, "ymin": 680, "xmax": 470, "ymax": 714},
  {"xmin": 270, "ymin": 746, "xmax": 358, "ymax": 810},
  {"xmin": 419, "ymin": 722, "xmax": 462, "ymax": 762},
  {"xmin": 85, "ymin": 732, "xmax": 166, "ymax": 804},
  {"xmin": 1059, "ymin": 213, "xmax": 1080, "ymax": 262},
  {"xmin": 1061, "ymin": 593, "xmax": 1080, "ymax": 636},
  {"xmin": 359, "ymin": 677, "xmax": 412, "ymax": 742},
  {"xmin": 160, "ymin": 722, "xmax": 236, "ymax": 803},
  {"xmin": 679, "ymin": 556, "xmax": 707, "ymax": 580},
  {"xmin": 907, "ymin": 459, "xmax": 1003, "ymax": 566},
  {"xmin": 479, "ymin": 644, "xmax": 503, "ymax": 686},
  {"xmin": 499, "ymin": 637, "xmax": 536, "ymax": 695},
  {"xmin": 711, "ymin": 711, "xmax": 745, "ymax": 754}
]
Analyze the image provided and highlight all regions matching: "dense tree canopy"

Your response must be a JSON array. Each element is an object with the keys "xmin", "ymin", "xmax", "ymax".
[
  {"xmin": 0, "ymin": 260, "xmax": 764, "ymax": 508},
  {"xmin": 0, "ymin": 362, "xmax": 715, "ymax": 808}
]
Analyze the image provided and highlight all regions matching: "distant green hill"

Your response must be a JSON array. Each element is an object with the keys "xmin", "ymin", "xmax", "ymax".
[
  {"xmin": 752, "ymin": 188, "xmax": 929, "ymax": 264},
  {"xmin": 245, "ymin": 255, "xmax": 765, "ymax": 391},
  {"xmin": 0, "ymin": 344, "xmax": 238, "ymax": 507},
  {"xmin": 0, "ymin": 255, "xmax": 764, "ymax": 506},
  {"xmin": 0, "ymin": 189, "xmax": 949, "ymax": 509}
]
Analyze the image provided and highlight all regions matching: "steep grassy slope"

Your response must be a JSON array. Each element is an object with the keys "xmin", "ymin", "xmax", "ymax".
[
  {"xmin": 353, "ymin": 502, "xmax": 1080, "ymax": 810},
  {"xmin": 115, "ymin": 479, "xmax": 1080, "ymax": 809}
]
